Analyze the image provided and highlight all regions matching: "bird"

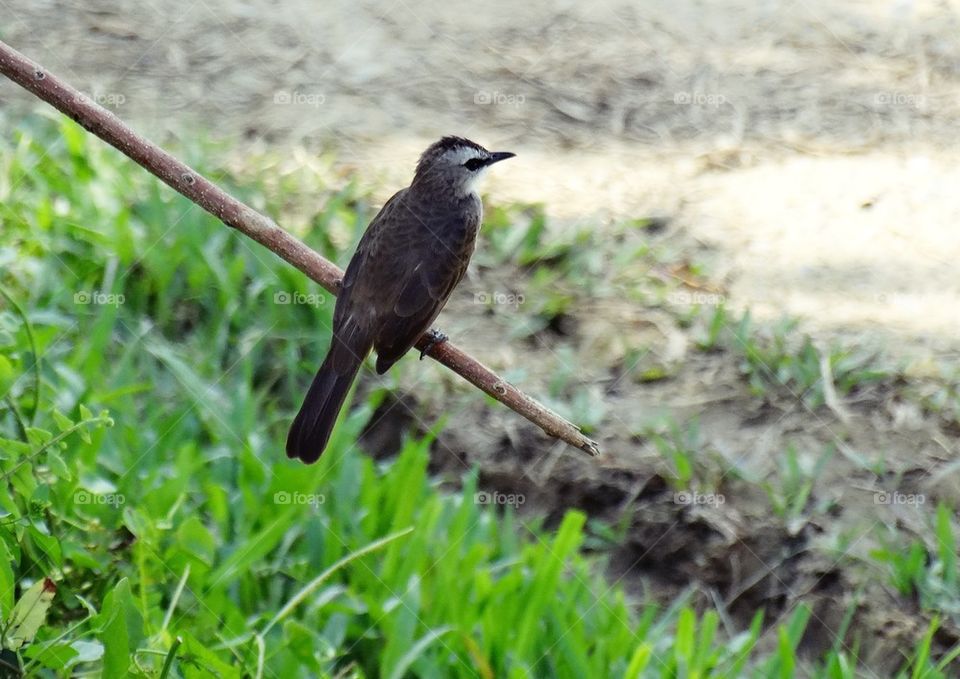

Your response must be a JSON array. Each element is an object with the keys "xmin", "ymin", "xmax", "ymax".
[{"xmin": 286, "ymin": 136, "xmax": 515, "ymax": 463}]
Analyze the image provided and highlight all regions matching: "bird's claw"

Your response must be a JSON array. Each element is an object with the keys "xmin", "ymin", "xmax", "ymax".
[{"xmin": 420, "ymin": 329, "xmax": 448, "ymax": 360}]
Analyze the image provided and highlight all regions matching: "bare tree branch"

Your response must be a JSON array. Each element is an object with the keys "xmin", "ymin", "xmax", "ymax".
[{"xmin": 0, "ymin": 40, "xmax": 601, "ymax": 458}]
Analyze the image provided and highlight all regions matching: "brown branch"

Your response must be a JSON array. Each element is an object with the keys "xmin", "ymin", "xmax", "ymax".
[{"xmin": 0, "ymin": 40, "xmax": 601, "ymax": 458}]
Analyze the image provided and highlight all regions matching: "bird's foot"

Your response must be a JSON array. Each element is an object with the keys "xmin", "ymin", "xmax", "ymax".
[{"xmin": 419, "ymin": 329, "xmax": 448, "ymax": 360}]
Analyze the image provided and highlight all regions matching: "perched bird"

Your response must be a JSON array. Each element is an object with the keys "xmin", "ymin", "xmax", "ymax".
[{"xmin": 287, "ymin": 136, "xmax": 515, "ymax": 463}]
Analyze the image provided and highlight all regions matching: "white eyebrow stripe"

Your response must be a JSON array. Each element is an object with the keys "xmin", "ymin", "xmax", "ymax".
[{"xmin": 448, "ymin": 146, "xmax": 487, "ymax": 165}]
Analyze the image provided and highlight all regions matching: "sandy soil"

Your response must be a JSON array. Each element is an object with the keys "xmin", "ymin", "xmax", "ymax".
[{"xmin": 3, "ymin": 0, "xmax": 960, "ymax": 671}]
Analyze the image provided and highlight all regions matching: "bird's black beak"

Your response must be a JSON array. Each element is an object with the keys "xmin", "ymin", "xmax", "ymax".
[{"xmin": 487, "ymin": 151, "xmax": 516, "ymax": 165}]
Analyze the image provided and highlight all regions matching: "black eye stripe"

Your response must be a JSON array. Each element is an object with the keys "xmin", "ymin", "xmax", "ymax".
[{"xmin": 464, "ymin": 157, "xmax": 486, "ymax": 171}]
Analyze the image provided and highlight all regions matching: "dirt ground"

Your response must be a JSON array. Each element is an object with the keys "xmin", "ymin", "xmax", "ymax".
[{"xmin": 3, "ymin": 0, "xmax": 960, "ymax": 671}]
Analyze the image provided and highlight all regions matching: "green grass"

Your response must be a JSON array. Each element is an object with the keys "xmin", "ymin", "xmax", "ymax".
[
  {"xmin": 0, "ymin": 114, "xmax": 953, "ymax": 677},
  {"xmin": 871, "ymin": 503, "xmax": 960, "ymax": 625},
  {"xmin": 762, "ymin": 445, "xmax": 835, "ymax": 526},
  {"xmin": 690, "ymin": 304, "xmax": 894, "ymax": 411}
]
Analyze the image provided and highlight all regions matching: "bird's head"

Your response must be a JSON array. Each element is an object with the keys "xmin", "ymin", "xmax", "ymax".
[{"xmin": 412, "ymin": 136, "xmax": 515, "ymax": 196}]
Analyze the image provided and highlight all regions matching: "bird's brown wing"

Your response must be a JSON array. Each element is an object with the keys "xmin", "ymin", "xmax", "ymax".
[
  {"xmin": 372, "ymin": 256, "xmax": 468, "ymax": 374},
  {"xmin": 327, "ymin": 189, "xmax": 409, "ymax": 374},
  {"xmin": 369, "ymin": 205, "xmax": 477, "ymax": 374}
]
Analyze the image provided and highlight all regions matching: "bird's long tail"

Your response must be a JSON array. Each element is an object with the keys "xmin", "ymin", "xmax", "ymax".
[{"xmin": 286, "ymin": 330, "xmax": 372, "ymax": 464}]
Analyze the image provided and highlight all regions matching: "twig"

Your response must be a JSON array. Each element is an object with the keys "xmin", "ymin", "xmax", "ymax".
[{"xmin": 0, "ymin": 40, "xmax": 601, "ymax": 458}]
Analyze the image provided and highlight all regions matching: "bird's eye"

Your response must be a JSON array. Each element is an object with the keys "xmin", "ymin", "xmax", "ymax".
[{"xmin": 464, "ymin": 157, "xmax": 486, "ymax": 171}]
